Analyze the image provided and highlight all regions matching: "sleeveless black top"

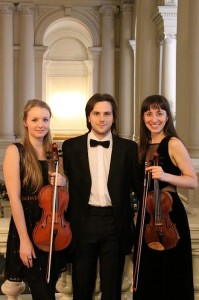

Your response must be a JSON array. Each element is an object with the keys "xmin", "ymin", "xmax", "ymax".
[
  {"xmin": 133, "ymin": 136, "xmax": 194, "ymax": 300},
  {"xmin": 4, "ymin": 143, "xmax": 68, "ymax": 283}
]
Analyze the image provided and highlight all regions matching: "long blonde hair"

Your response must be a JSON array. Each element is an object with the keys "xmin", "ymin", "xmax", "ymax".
[{"xmin": 21, "ymin": 99, "xmax": 52, "ymax": 192}]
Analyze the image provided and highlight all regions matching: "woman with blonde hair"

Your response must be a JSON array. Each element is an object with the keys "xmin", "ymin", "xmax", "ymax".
[{"xmin": 3, "ymin": 99, "xmax": 70, "ymax": 300}]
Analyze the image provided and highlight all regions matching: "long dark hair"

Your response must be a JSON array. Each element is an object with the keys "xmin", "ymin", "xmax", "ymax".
[
  {"xmin": 139, "ymin": 95, "xmax": 179, "ymax": 160},
  {"xmin": 85, "ymin": 93, "xmax": 117, "ymax": 134}
]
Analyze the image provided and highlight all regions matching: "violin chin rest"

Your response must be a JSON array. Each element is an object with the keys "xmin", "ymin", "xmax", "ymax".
[{"xmin": 148, "ymin": 242, "xmax": 165, "ymax": 251}]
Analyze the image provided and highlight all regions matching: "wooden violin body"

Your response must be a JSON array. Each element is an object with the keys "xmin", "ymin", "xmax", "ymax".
[
  {"xmin": 132, "ymin": 154, "xmax": 180, "ymax": 291},
  {"xmin": 32, "ymin": 142, "xmax": 72, "ymax": 282},
  {"xmin": 144, "ymin": 189, "xmax": 180, "ymax": 251},
  {"xmin": 144, "ymin": 154, "xmax": 180, "ymax": 251},
  {"xmin": 33, "ymin": 184, "xmax": 72, "ymax": 252}
]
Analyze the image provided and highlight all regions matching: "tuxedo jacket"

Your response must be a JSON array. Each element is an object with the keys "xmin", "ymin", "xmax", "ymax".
[{"xmin": 62, "ymin": 133, "xmax": 142, "ymax": 254}]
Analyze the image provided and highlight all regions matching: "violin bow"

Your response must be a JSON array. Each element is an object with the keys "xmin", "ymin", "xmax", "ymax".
[
  {"xmin": 132, "ymin": 162, "xmax": 150, "ymax": 291},
  {"xmin": 46, "ymin": 146, "xmax": 59, "ymax": 283}
]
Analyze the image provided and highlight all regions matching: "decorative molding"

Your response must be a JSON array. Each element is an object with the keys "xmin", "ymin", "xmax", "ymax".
[
  {"xmin": 64, "ymin": 5, "xmax": 71, "ymax": 16},
  {"xmin": 157, "ymin": 0, "xmax": 178, "ymax": 5},
  {"xmin": 88, "ymin": 46, "xmax": 102, "ymax": 61},
  {"xmin": 99, "ymin": 5, "xmax": 119, "ymax": 17},
  {"xmin": 153, "ymin": 5, "xmax": 177, "ymax": 40},
  {"xmin": 17, "ymin": 3, "xmax": 35, "ymax": 15},
  {"xmin": 121, "ymin": 3, "xmax": 134, "ymax": 13},
  {"xmin": 164, "ymin": 34, "xmax": 177, "ymax": 42},
  {"xmin": 129, "ymin": 39, "xmax": 136, "ymax": 52},
  {"xmin": 34, "ymin": 6, "xmax": 101, "ymax": 46},
  {"xmin": 34, "ymin": 45, "xmax": 48, "ymax": 59},
  {"xmin": 0, "ymin": 3, "xmax": 15, "ymax": 14}
]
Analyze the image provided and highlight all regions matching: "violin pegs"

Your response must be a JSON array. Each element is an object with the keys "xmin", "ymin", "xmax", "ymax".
[
  {"xmin": 46, "ymin": 151, "xmax": 52, "ymax": 160},
  {"xmin": 58, "ymin": 150, "xmax": 63, "ymax": 157}
]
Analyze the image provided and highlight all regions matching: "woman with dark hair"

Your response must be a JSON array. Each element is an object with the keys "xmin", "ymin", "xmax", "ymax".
[
  {"xmin": 3, "ymin": 99, "xmax": 69, "ymax": 300},
  {"xmin": 133, "ymin": 95, "xmax": 198, "ymax": 300}
]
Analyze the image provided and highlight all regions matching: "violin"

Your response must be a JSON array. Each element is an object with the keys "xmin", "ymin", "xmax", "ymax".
[
  {"xmin": 144, "ymin": 154, "xmax": 180, "ymax": 251},
  {"xmin": 132, "ymin": 153, "xmax": 180, "ymax": 291},
  {"xmin": 33, "ymin": 143, "xmax": 72, "ymax": 281}
]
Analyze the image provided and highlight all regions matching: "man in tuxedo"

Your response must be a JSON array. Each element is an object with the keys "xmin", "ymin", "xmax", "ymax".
[{"xmin": 62, "ymin": 93, "xmax": 141, "ymax": 300}]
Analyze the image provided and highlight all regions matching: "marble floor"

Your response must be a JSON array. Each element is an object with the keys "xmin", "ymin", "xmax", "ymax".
[
  {"xmin": 0, "ymin": 294, "xmax": 64, "ymax": 299},
  {"xmin": 0, "ymin": 291, "xmax": 132, "ymax": 300},
  {"xmin": 0, "ymin": 294, "xmax": 103, "ymax": 300},
  {"xmin": 0, "ymin": 295, "xmax": 32, "ymax": 299}
]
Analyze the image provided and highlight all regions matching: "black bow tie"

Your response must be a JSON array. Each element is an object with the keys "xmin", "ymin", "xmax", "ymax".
[{"xmin": 90, "ymin": 139, "xmax": 110, "ymax": 148}]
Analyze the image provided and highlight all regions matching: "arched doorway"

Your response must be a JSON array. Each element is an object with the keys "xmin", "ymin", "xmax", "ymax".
[{"xmin": 43, "ymin": 18, "xmax": 93, "ymax": 139}]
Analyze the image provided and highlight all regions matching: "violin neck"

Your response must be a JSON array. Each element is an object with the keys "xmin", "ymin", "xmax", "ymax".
[
  {"xmin": 55, "ymin": 188, "xmax": 59, "ymax": 212},
  {"xmin": 52, "ymin": 160, "xmax": 59, "ymax": 214},
  {"xmin": 154, "ymin": 179, "xmax": 162, "ymax": 224},
  {"xmin": 154, "ymin": 178, "xmax": 159, "ymax": 191}
]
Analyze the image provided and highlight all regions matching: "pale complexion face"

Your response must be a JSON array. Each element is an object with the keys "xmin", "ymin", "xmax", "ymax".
[
  {"xmin": 23, "ymin": 106, "xmax": 51, "ymax": 141},
  {"xmin": 143, "ymin": 107, "xmax": 168, "ymax": 139},
  {"xmin": 88, "ymin": 101, "xmax": 114, "ymax": 140}
]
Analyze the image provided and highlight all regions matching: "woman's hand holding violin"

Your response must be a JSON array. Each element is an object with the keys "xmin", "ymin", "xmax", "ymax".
[
  {"xmin": 49, "ymin": 172, "xmax": 68, "ymax": 187},
  {"xmin": 145, "ymin": 165, "xmax": 167, "ymax": 182}
]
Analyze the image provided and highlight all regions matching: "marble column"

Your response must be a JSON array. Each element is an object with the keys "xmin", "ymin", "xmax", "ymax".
[
  {"xmin": 176, "ymin": 3, "xmax": 199, "ymax": 299},
  {"xmin": 118, "ymin": 3, "xmax": 134, "ymax": 140},
  {"xmin": 176, "ymin": 0, "xmax": 199, "ymax": 196},
  {"xmin": 161, "ymin": 35, "xmax": 176, "ymax": 118},
  {"xmin": 99, "ymin": 5, "xmax": 119, "ymax": 96},
  {"xmin": 176, "ymin": 0, "xmax": 189, "ymax": 144},
  {"xmin": 84, "ymin": 60, "xmax": 93, "ymax": 98},
  {"xmin": 189, "ymin": 214, "xmax": 199, "ymax": 300},
  {"xmin": 177, "ymin": 0, "xmax": 199, "ymax": 159},
  {"xmin": 88, "ymin": 47, "xmax": 102, "ymax": 94},
  {"xmin": 0, "ymin": 2, "xmax": 15, "ymax": 139},
  {"xmin": 134, "ymin": 0, "xmax": 159, "ymax": 133},
  {"xmin": 153, "ymin": 5, "xmax": 177, "ymax": 118},
  {"xmin": 129, "ymin": 39, "xmax": 137, "ymax": 141},
  {"xmin": 17, "ymin": 3, "xmax": 35, "ymax": 109},
  {"xmin": 35, "ymin": 45, "xmax": 48, "ymax": 100}
]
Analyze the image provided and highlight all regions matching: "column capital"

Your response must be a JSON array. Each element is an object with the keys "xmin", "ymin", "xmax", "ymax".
[
  {"xmin": 153, "ymin": 5, "xmax": 177, "ymax": 40},
  {"xmin": 88, "ymin": 47, "xmax": 102, "ymax": 58},
  {"xmin": 157, "ymin": 0, "xmax": 177, "ymax": 5},
  {"xmin": 64, "ymin": 6, "xmax": 71, "ymax": 16},
  {"xmin": 17, "ymin": 3, "xmax": 35, "ymax": 15},
  {"xmin": 164, "ymin": 34, "xmax": 177, "ymax": 42},
  {"xmin": 34, "ymin": 45, "xmax": 48, "ymax": 59},
  {"xmin": 99, "ymin": 5, "xmax": 119, "ymax": 17},
  {"xmin": 120, "ymin": 3, "xmax": 134, "ymax": 14},
  {"xmin": 0, "ymin": 2, "xmax": 15, "ymax": 14},
  {"xmin": 129, "ymin": 39, "xmax": 136, "ymax": 52}
]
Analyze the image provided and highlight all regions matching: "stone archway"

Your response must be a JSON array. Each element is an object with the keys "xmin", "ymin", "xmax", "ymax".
[
  {"xmin": 42, "ymin": 18, "xmax": 93, "ymax": 138},
  {"xmin": 34, "ymin": 5, "xmax": 101, "ymax": 138}
]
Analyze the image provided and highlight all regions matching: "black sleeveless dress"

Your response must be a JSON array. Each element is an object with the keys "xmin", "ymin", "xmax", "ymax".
[
  {"xmin": 4, "ymin": 143, "xmax": 68, "ymax": 285},
  {"xmin": 133, "ymin": 136, "xmax": 194, "ymax": 300}
]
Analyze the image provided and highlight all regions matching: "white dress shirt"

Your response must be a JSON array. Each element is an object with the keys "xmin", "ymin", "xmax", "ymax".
[{"xmin": 88, "ymin": 131, "xmax": 112, "ymax": 207}]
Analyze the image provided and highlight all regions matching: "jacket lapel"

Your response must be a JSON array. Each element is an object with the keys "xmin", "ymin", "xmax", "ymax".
[
  {"xmin": 80, "ymin": 134, "xmax": 91, "ymax": 186},
  {"xmin": 108, "ymin": 135, "xmax": 120, "ymax": 185}
]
